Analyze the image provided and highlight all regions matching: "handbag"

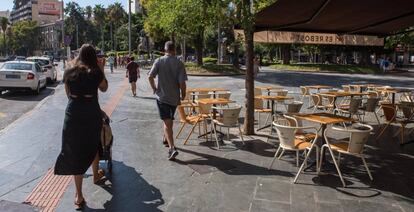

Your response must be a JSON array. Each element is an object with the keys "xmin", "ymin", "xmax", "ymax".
[{"xmin": 101, "ymin": 111, "xmax": 113, "ymax": 147}]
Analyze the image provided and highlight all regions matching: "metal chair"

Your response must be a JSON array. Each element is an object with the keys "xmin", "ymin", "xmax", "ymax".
[
  {"xmin": 376, "ymin": 103, "xmax": 414, "ymax": 144},
  {"xmin": 211, "ymin": 105, "xmax": 244, "ymax": 149},
  {"xmin": 254, "ymin": 88, "xmax": 272, "ymax": 128},
  {"xmin": 321, "ymin": 124, "xmax": 374, "ymax": 187},
  {"xmin": 360, "ymin": 98, "xmax": 380, "ymax": 125},
  {"xmin": 176, "ymin": 105, "xmax": 207, "ymax": 145},
  {"xmin": 268, "ymin": 121, "xmax": 319, "ymax": 168},
  {"xmin": 299, "ymin": 86, "xmax": 311, "ymax": 106},
  {"xmin": 334, "ymin": 98, "xmax": 363, "ymax": 120}
]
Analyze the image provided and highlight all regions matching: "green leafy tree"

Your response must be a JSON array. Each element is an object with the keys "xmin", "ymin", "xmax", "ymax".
[
  {"xmin": 1, "ymin": 17, "xmax": 8, "ymax": 56},
  {"xmin": 9, "ymin": 20, "xmax": 40, "ymax": 56},
  {"xmin": 84, "ymin": 6, "xmax": 93, "ymax": 20},
  {"xmin": 93, "ymin": 4, "xmax": 107, "ymax": 51},
  {"xmin": 107, "ymin": 2, "xmax": 126, "ymax": 51}
]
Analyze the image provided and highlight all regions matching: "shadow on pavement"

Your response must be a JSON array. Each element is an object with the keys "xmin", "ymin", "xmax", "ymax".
[
  {"xmin": 0, "ymin": 87, "xmax": 56, "ymax": 102},
  {"xmin": 83, "ymin": 161, "xmax": 164, "ymax": 212},
  {"xmin": 175, "ymin": 148, "xmax": 293, "ymax": 177}
]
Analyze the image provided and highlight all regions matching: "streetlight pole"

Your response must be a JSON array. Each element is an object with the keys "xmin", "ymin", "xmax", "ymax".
[{"xmin": 128, "ymin": 0, "xmax": 132, "ymax": 56}]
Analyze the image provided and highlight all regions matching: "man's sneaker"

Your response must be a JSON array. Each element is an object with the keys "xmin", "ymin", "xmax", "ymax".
[{"xmin": 168, "ymin": 148, "xmax": 179, "ymax": 160}]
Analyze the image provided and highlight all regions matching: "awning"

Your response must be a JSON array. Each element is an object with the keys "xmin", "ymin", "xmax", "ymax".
[{"xmin": 255, "ymin": 0, "xmax": 414, "ymax": 36}]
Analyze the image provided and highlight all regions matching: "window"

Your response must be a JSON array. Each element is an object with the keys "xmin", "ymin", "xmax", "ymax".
[{"xmin": 2, "ymin": 63, "xmax": 33, "ymax": 70}]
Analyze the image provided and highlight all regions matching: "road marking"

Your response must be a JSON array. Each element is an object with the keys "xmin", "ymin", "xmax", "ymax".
[{"xmin": 24, "ymin": 78, "xmax": 128, "ymax": 212}]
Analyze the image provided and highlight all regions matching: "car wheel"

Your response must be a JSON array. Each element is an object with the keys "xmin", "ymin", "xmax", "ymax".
[{"xmin": 33, "ymin": 82, "xmax": 40, "ymax": 95}]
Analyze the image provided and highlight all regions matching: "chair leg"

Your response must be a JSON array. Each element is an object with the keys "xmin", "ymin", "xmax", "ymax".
[
  {"xmin": 337, "ymin": 152, "xmax": 341, "ymax": 167},
  {"xmin": 238, "ymin": 125, "xmax": 245, "ymax": 145},
  {"xmin": 361, "ymin": 156, "xmax": 373, "ymax": 180},
  {"xmin": 296, "ymin": 151, "xmax": 299, "ymax": 167},
  {"xmin": 184, "ymin": 119, "xmax": 199, "ymax": 145},
  {"xmin": 268, "ymin": 146, "xmax": 281, "ymax": 170},
  {"xmin": 266, "ymin": 125, "xmax": 273, "ymax": 143},
  {"xmin": 204, "ymin": 120, "xmax": 208, "ymax": 141},
  {"xmin": 176, "ymin": 122, "xmax": 186, "ymax": 139},
  {"xmin": 318, "ymin": 146, "xmax": 325, "ymax": 173},
  {"xmin": 264, "ymin": 113, "xmax": 271, "ymax": 127},
  {"xmin": 400, "ymin": 125, "xmax": 405, "ymax": 145},
  {"xmin": 326, "ymin": 147, "xmax": 346, "ymax": 187},
  {"xmin": 315, "ymin": 147, "xmax": 320, "ymax": 174},
  {"xmin": 212, "ymin": 123, "xmax": 220, "ymax": 149},
  {"xmin": 375, "ymin": 123, "xmax": 390, "ymax": 140},
  {"xmin": 257, "ymin": 112, "xmax": 261, "ymax": 128},
  {"xmin": 373, "ymin": 112, "xmax": 381, "ymax": 125},
  {"xmin": 278, "ymin": 149, "xmax": 285, "ymax": 159}
]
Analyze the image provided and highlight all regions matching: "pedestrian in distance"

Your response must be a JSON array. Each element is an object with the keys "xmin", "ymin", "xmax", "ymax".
[
  {"xmin": 108, "ymin": 55, "xmax": 115, "ymax": 73},
  {"xmin": 54, "ymin": 44, "xmax": 108, "ymax": 210},
  {"xmin": 149, "ymin": 41, "xmax": 188, "ymax": 160},
  {"xmin": 126, "ymin": 56, "xmax": 140, "ymax": 97}
]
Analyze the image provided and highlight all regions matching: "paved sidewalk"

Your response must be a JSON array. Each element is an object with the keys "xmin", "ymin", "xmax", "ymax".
[{"xmin": 0, "ymin": 68, "xmax": 413, "ymax": 211}]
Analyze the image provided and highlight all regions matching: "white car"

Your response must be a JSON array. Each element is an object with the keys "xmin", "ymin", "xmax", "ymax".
[
  {"xmin": 0, "ymin": 61, "xmax": 47, "ymax": 95},
  {"xmin": 26, "ymin": 56, "xmax": 58, "ymax": 83}
]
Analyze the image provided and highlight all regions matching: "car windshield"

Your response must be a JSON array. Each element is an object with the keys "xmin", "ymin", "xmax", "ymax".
[
  {"xmin": 1, "ymin": 63, "xmax": 33, "ymax": 70},
  {"xmin": 27, "ymin": 59, "xmax": 49, "ymax": 66}
]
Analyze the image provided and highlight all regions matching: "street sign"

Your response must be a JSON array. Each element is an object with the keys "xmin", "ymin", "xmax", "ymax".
[{"xmin": 64, "ymin": 35, "xmax": 72, "ymax": 46}]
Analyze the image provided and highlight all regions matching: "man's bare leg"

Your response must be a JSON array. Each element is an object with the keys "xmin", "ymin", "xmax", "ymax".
[{"xmin": 164, "ymin": 119, "xmax": 178, "ymax": 160}]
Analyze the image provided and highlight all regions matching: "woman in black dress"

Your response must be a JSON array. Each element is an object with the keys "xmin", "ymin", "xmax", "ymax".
[{"xmin": 54, "ymin": 44, "xmax": 108, "ymax": 210}]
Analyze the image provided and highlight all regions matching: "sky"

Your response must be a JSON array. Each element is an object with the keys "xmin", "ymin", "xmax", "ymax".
[{"xmin": 0, "ymin": 0, "xmax": 128, "ymax": 11}]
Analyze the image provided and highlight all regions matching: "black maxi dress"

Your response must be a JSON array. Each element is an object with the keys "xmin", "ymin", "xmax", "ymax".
[{"xmin": 54, "ymin": 67, "xmax": 104, "ymax": 175}]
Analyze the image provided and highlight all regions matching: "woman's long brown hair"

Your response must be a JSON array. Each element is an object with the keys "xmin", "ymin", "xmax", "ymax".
[{"xmin": 64, "ymin": 44, "xmax": 101, "ymax": 82}]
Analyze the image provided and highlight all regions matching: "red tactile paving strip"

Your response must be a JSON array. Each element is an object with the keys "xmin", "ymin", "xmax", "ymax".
[{"xmin": 24, "ymin": 78, "xmax": 128, "ymax": 212}]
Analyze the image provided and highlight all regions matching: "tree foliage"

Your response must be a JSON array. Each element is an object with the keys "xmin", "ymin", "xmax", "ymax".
[{"xmin": 9, "ymin": 20, "xmax": 40, "ymax": 55}]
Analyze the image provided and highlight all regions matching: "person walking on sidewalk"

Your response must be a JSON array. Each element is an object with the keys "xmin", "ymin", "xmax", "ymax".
[
  {"xmin": 126, "ymin": 56, "xmax": 140, "ymax": 97},
  {"xmin": 149, "ymin": 41, "xmax": 188, "ymax": 160},
  {"xmin": 54, "ymin": 44, "xmax": 108, "ymax": 210},
  {"xmin": 108, "ymin": 55, "xmax": 115, "ymax": 73}
]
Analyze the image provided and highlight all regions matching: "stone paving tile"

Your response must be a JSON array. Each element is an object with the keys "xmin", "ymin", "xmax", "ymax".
[
  {"xmin": 249, "ymin": 200, "xmax": 290, "ymax": 212},
  {"xmin": 254, "ymin": 177, "xmax": 291, "ymax": 204},
  {"xmin": 315, "ymin": 202, "xmax": 344, "ymax": 212},
  {"xmin": 340, "ymin": 199, "xmax": 405, "ymax": 212}
]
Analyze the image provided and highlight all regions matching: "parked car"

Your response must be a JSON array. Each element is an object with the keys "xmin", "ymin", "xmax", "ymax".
[
  {"xmin": 15, "ymin": 56, "xmax": 26, "ymax": 61},
  {"xmin": 0, "ymin": 61, "xmax": 47, "ymax": 95},
  {"xmin": 26, "ymin": 56, "xmax": 58, "ymax": 83}
]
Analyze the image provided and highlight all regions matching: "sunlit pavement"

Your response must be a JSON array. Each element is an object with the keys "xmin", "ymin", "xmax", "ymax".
[{"xmin": 0, "ymin": 67, "xmax": 413, "ymax": 211}]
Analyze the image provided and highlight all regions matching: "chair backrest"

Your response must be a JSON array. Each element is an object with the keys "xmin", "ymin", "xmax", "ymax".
[
  {"xmin": 219, "ymin": 106, "xmax": 242, "ymax": 126},
  {"xmin": 400, "ymin": 92, "xmax": 413, "ymax": 102},
  {"xmin": 287, "ymin": 101, "xmax": 303, "ymax": 113},
  {"xmin": 330, "ymin": 124, "xmax": 373, "ymax": 154},
  {"xmin": 300, "ymin": 86, "xmax": 310, "ymax": 95},
  {"xmin": 218, "ymin": 91, "xmax": 231, "ymax": 99},
  {"xmin": 198, "ymin": 102, "xmax": 212, "ymax": 115},
  {"xmin": 367, "ymin": 91, "xmax": 379, "ymax": 98},
  {"xmin": 273, "ymin": 123, "xmax": 297, "ymax": 149},
  {"xmin": 311, "ymin": 94, "xmax": 322, "ymax": 106},
  {"xmin": 348, "ymin": 98, "xmax": 362, "ymax": 114},
  {"xmin": 276, "ymin": 90, "xmax": 289, "ymax": 97},
  {"xmin": 364, "ymin": 98, "xmax": 379, "ymax": 112},
  {"xmin": 381, "ymin": 104, "xmax": 396, "ymax": 122},
  {"xmin": 342, "ymin": 85, "xmax": 351, "ymax": 92},
  {"xmin": 197, "ymin": 93, "xmax": 211, "ymax": 100},
  {"xmin": 398, "ymin": 101, "xmax": 414, "ymax": 119},
  {"xmin": 177, "ymin": 106, "xmax": 188, "ymax": 122},
  {"xmin": 254, "ymin": 88, "xmax": 262, "ymax": 96}
]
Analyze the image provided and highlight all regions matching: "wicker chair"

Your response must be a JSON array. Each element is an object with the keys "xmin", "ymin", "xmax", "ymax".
[{"xmin": 211, "ymin": 105, "xmax": 244, "ymax": 149}]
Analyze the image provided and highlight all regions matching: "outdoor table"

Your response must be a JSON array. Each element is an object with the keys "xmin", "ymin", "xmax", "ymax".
[
  {"xmin": 255, "ymin": 95, "xmax": 294, "ymax": 131},
  {"xmin": 292, "ymin": 113, "xmax": 355, "ymax": 184},
  {"xmin": 318, "ymin": 91, "xmax": 367, "ymax": 112},
  {"xmin": 347, "ymin": 84, "xmax": 382, "ymax": 92},
  {"xmin": 256, "ymin": 86, "xmax": 284, "ymax": 95},
  {"xmin": 196, "ymin": 98, "xmax": 235, "ymax": 139},
  {"xmin": 303, "ymin": 85, "xmax": 333, "ymax": 92},
  {"xmin": 188, "ymin": 88, "xmax": 229, "ymax": 102},
  {"xmin": 376, "ymin": 87, "xmax": 413, "ymax": 104}
]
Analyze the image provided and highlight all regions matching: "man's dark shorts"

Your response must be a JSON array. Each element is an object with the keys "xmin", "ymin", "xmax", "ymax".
[
  {"xmin": 129, "ymin": 76, "xmax": 137, "ymax": 83},
  {"xmin": 156, "ymin": 100, "xmax": 177, "ymax": 120}
]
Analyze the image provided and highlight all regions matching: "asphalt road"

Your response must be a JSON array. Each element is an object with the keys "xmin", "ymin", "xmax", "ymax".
[{"xmin": 0, "ymin": 62, "xmax": 65, "ymax": 131}]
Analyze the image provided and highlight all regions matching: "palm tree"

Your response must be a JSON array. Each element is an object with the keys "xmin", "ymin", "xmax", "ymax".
[
  {"xmin": 1, "ymin": 17, "xmax": 8, "ymax": 56},
  {"xmin": 107, "ymin": 2, "xmax": 125, "ymax": 51},
  {"xmin": 93, "ymin": 4, "xmax": 106, "ymax": 51},
  {"xmin": 85, "ymin": 6, "xmax": 92, "ymax": 20}
]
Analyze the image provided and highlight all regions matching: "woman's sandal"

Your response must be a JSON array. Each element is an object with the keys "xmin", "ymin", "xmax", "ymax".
[
  {"xmin": 93, "ymin": 169, "xmax": 106, "ymax": 185},
  {"xmin": 74, "ymin": 199, "xmax": 86, "ymax": 211}
]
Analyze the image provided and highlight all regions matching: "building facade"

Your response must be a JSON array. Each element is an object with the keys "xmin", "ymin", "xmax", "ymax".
[
  {"xmin": 0, "ymin": 10, "xmax": 11, "ymax": 19},
  {"xmin": 131, "ymin": 0, "xmax": 143, "ymax": 14},
  {"xmin": 10, "ymin": 0, "xmax": 62, "ymax": 25},
  {"xmin": 39, "ymin": 22, "xmax": 62, "ymax": 52}
]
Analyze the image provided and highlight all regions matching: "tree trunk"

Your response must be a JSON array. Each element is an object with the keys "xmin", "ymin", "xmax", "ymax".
[
  {"xmin": 282, "ymin": 44, "xmax": 290, "ymax": 64},
  {"xmin": 243, "ymin": 29, "xmax": 255, "ymax": 135},
  {"xmin": 195, "ymin": 30, "xmax": 203, "ymax": 66},
  {"xmin": 233, "ymin": 43, "xmax": 239, "ymax": 68}
]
